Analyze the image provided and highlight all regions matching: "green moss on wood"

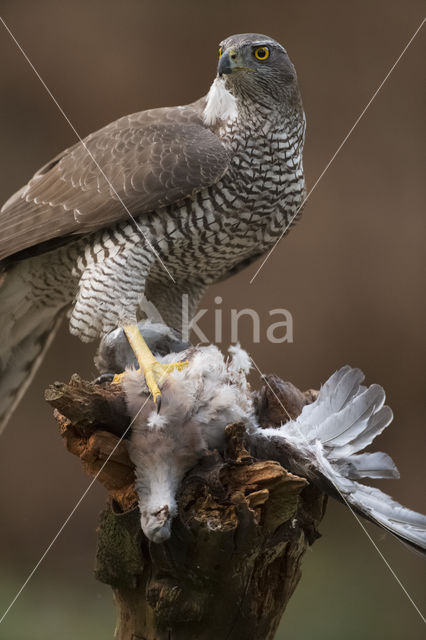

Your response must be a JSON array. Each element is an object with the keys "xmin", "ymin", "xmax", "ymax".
[{"xmin": 95, "ymin": 504, "xmax": 143, "ymax": 589}]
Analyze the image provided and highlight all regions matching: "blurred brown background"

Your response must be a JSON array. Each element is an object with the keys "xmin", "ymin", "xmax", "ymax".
[{"xmin": 0, "ymin": 1, "xmax": 425, "ymax": 638}]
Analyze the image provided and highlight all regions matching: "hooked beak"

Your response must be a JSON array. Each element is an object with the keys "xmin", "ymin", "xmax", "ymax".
[
  {"xmin": 218, "ymin": 48, "xmax": 236, "ymax": 76},
  {"xmin": 218, "ymin": 48, "xmax": 255, "ymax": 76}
]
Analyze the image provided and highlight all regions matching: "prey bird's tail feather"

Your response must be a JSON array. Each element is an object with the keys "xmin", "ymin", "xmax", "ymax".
[
  {"xmin": 256, "ymin": 366, "xmax": 426, "ymax": 553},
  {"xmin": 0, "ymin": 269, "xmax": 64, "ymax": 434}
]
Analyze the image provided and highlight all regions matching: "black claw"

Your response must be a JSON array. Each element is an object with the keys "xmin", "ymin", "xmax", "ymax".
[
  {"xmin": 93, "ymin": 373, "xmax": 116, "ymax": 385},
  {"xmin": 156, "ymin": 395, "xmax": 162, "ymax": 413}
]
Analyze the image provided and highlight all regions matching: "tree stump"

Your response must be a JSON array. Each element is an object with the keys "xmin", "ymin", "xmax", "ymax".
[{"xmin": 45, "ymin": 374, "xmax": 326, "ymax": 640}]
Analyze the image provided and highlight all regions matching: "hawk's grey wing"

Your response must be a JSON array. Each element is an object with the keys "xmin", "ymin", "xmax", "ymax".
[{"xmin": 0, "ymin": 101, "xmax": 229, "ymax": 261}]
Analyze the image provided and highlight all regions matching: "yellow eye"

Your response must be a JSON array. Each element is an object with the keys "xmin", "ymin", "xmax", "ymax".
[
  {"xmin": 218, "ymin": 46, "xmax": 223, "ymax": 59},
  {"xmin": 254, "ymin": 46, "xmax": 270, "ymax": 61}
]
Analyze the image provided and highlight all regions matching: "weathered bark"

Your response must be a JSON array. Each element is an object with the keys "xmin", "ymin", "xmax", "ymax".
[{"xmin": 46, "ymin": 374, "xmax": 326, "ymax": 640}]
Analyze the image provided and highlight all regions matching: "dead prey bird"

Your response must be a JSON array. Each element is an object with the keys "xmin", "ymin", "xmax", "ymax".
[{"xmin": 121, "ymin": 343, "xmax": 426, "ymax": 550}]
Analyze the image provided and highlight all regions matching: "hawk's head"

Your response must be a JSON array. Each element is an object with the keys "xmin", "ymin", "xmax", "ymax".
[{"xmin": 217, "ymin": 33, "xmax": 300, "ymax": 111}]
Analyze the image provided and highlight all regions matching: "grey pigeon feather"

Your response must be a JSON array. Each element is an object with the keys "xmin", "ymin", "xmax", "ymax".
[{"xmin": 335, "ymin": 452, "xmax": 400, "ymax": 480}]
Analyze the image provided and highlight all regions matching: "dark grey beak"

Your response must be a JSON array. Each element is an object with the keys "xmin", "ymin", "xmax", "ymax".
[{"xmin": 218, "ymin": 51, "xmax": 234, "ymax": 76}]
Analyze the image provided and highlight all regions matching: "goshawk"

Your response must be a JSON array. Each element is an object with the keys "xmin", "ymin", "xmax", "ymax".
[{"xmin": 0, "ymin": 33, "xmax": 305, "ymax": 427}]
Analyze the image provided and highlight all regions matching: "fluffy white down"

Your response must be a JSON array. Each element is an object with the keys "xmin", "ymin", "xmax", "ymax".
[
  {"xmin": 203, "ymin": 77, "xmax": 238, "ymax": 126},
  {"xmin": 124, "ymin": 344, "xmax": 255, "ymax": 543}
]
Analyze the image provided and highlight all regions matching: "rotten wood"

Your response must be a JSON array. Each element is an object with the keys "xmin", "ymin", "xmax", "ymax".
[{"xmin": 46, "ymin": 374, "xmax": 326, "ymax": 640}]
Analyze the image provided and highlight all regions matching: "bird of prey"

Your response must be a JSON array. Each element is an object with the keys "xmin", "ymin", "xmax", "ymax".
[{"xmin": 0, "ymin": 33, "xmax": 306, "ymax": 430}]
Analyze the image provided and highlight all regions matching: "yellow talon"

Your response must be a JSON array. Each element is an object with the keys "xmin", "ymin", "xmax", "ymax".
[
  {"xmin": 112, "ymin": 371, "xmax": 125, "ymax": 385},
  {"xmin": 113, "ymin": 325, "xmax": 189, "ymax": 406}
]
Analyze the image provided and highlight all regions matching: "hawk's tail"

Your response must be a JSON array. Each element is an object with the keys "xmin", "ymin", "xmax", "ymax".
[{"xmin": 0, "ymin": 269, "xmax": 64, "ymax": 434}]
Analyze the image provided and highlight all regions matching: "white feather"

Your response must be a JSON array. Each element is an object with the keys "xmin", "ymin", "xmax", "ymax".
[
  {"xmin": 335, "ymin": 405, "xmax": 394, "ymax": 458},
  {"xmin": 298, "ymin": 367, "xmax": 365, "ymax": 431},
  {"xmin": 228, "ymin": 343, "xmax": 252, "ymax": 375},
  {"xmin": 318, "ymin": 384, "xmax": 385, "ymax": 449},
  {"xmin": 146, "ymin": 411, "xmax": 168, "ymax": 429},
  {"xmin": 203, "ymin": 77, "xmax": 238, "ymax": 126}
]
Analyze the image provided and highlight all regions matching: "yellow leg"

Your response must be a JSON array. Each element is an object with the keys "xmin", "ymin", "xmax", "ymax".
[{"xmin": 113, "ymin": 325, "xmax": 189, "ymax": 406}]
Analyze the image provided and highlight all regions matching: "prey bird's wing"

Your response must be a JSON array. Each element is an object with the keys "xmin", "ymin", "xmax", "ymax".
[
  {"xmin": 251, "ymin": 366, "xmax": 426, "ymax": 553},
  {"xmin": 0, "ymin": 100, "xmax": 230, "ymax": 261}
]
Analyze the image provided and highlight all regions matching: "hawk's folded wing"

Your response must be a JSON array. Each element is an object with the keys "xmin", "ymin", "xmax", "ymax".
[{"xmin": 0, "ymin": 101, "xmax": 230, "ymax": 261}]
